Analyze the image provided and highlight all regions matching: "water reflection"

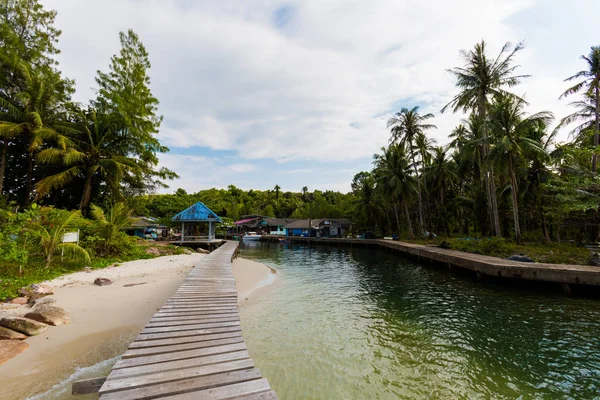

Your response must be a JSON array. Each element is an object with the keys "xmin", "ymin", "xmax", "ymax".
[{"xmin": 239, "ymin": 242, "xmax": 600, "ymax": 399}]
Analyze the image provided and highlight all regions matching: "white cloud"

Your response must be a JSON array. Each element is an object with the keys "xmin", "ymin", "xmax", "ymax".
[{"xmin": 42, "ymin": 0, "xmax": 600, "ymax": 192}]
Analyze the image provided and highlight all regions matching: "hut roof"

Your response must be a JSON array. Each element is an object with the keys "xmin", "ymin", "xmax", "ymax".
[{"xmin": 171, "ymin": 202, "xmax": 222, "ymax": 223}]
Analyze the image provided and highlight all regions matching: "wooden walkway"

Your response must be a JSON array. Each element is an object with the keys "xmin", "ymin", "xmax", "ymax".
[{"xmin": 98, "ymin": 241, "xmax": 278, "ymax": 399}]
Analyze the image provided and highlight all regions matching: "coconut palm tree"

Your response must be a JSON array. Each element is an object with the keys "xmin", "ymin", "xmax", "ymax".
[
  {"xmin": 425, "ymin": 146, "xmax": 458, "ymax": 235},
  {"xmin": 556, "ymin": 94, "xmax": 598, "ymax": 146},
  {"xmin": 35, "ymin": 107, "xmax": 140, "ymax": 211},
  {"xmin": 373, "ymin": 144, "xmax": 417, "ymax": 239},
  {"xmin": 387, "ymin": 106, "xmax": 436, "ymax": 234},
  {"xmin": 0, "ymin": 66, "xmax": 70, "ymax": 198},
  {"xmin": 560, "ymin": 46, "xmax": 600, "ymax": 172},
  {"xmin": 442, "ymin": 40, "xmax": 529, "ymax": 237},
  {"xmin": 487, "ymin": 95, "xmax": 553, "ymax": 243}
]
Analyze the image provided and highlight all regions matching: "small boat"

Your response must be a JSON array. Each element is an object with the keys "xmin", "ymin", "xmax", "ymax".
[{"xmin": 242, "ymin": 232, "xmax": 262, "ymax": 241}]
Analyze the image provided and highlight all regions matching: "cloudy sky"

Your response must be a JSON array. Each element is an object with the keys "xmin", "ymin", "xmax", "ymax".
[{"xmin": 43, "ymin": 0, "xmax": 599, "ymax": 193}]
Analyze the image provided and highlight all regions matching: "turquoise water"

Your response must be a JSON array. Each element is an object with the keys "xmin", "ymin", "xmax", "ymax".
[{"xmin": 238, "ymin": 242, "xmax": 600, "ymax": 399}]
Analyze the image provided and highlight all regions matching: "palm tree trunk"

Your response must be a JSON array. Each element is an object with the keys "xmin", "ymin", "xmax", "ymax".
[
  {"xmin": 0, "ymin": 139, "xmax": 6, "ymax": 195},
  {"xmin": 478, "ymin": 96, "xmax": 501, "ymax": 237},
  {"xmin": 593, "ymin": 86, "xmax": 599, "ymax": 173},
  {"xmin": 80, "ymin": 169, "xmax": 94, "ymax": 211},
  {"xmin": 508, "ymin": 157, "xmax": 521, "ymax": 244},
  {"xmin": 25, "ymin": 151, "xmax": 33, "ymax": 205},
  {"xmin": 410, "ymin": 150, "xmax": 424, "ymax": 235},
  {"xmin": 394, "ymin": 202, "xmax": 401, "ymax": 235},
  {"xmin": 403, "ymin": 201, "xmax": 415, "ymax": 239}
]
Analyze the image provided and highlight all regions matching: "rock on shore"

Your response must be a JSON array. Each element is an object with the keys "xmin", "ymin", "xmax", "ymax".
[
  {"xmin": 0, "ymin": 316, "xmax": 48, "ymax": 336},
  {"xmin": 25, "ymin": 305, "xmax": 70, "ymax": 326},
  {"xmin": 0, "ymin": 326, "xmax": 27, "ymax": 340}
]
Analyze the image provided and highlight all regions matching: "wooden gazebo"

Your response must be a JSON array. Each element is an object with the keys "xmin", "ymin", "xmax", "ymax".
[{"xmin": 171, "ymin": 202, "xmax": 222, "ymax": 243}]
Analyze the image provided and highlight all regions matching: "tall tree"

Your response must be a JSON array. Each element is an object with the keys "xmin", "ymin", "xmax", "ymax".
[
  {"xmin": 387, "ymin": 106, "xmax": 436, "ymax": 235},
  {"xmin": 487, "ymin": 95, "xmax": 553, "ymax": 243},
  {"xmin": 442, "ymin": 40, "xmax": 529, "ymax": 237},
  {"xmin": 94, "ymin": 29, "xmax": 175, "ymax": 193},
  {"xmin": 0, "ymin": 64, "xmax": 70, "ymax": 200},
  {"xmin": 560, "ymin": 46, "xmax": 600, "ymax": 173},
  {"xmin": 35, "ymin": 107, "xmax": 141, "ymax": 210},
  {"xmin": 373, "ymin": 144, "xmax": 417, "ymax": 239}
]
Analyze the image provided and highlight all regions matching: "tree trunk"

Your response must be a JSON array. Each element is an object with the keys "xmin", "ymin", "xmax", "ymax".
[
  {"xmin": 489, "ymin": 169, "xmax": 501, "ymax": 236},
  {"xmin": 25, "ymin": 151, "xmax": 33, "ymax": 205},
  {"xmin": 0, "ymin": 139, "xmax": 6, "ymax": 195},
  {"xmin": 403, "ymin": 201, "xmax": 415, "ymax": 240},
  {"xmin": 593, "ymin": 86, "xmax": 599, "ymax": 173},
  {"xmin": 79, "ymin": 169, "xmax": 94, "ymax": 211},
  {"xmin": 393, "ymin": 203, "xmax": 401, "ymax": 235},
  {"xmin": 508, "ymin": 157, "xmax": 521, "ymax": 244},
  {"xmin": 410, "ymin": 150, "xmax": 424, "ymax": 235},
  {"xmin": 541, "ymin": 212, "xmax": 550, "ymax": 244},
  {"xmin": 478, "ymin": 96, "xmax": 501, "ymax": 237}
]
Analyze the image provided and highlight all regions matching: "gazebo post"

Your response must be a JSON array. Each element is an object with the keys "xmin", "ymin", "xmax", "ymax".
[
  {"xmin": 181, "ymin": 222, "xmax": 185, "ymax": 243},
  {"xmin": 209, "ymin": 221, "xmax": 212, "ymax": 241}
]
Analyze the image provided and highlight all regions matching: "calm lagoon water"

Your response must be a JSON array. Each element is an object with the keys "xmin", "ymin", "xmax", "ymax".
[{"xmin": 239, "ymin": 241, "xmax": 600, "ymax": 400}]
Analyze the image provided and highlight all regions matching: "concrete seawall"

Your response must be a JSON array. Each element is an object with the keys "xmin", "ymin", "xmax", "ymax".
[{"xmin": 256, "ymin": 236, "xmax": 600, "ymax": 289}]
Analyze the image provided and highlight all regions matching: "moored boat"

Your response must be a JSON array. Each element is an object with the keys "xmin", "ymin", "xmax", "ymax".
[{"xmin": 243, "ymin": 232, "xmax": 262, "ymax": 241}]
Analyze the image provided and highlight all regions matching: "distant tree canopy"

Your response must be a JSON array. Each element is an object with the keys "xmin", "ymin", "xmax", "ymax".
[{"xmin": 132, "ymin": 185, "xmax": 358, "ymax": 227}]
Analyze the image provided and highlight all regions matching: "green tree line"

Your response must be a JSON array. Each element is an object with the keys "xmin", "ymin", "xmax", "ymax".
[{"xmin": 355, "ymin": 41, "xmax": 600, "ymax": 244}]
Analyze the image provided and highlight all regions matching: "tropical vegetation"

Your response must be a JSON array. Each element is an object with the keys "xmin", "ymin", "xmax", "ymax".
[{"xmin": 1, "ymin": 1, "xmax": 599, "ymax": 297}]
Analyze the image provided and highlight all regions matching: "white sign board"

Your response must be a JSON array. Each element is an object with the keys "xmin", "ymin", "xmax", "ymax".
[{"xmin": 62, "ymin": 231, "xmax": 79, "ymax": 243}]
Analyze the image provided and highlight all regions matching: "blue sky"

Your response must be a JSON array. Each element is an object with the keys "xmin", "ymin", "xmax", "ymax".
[{"xmin": 44, "ymin": 0, "xmax": 599, "ymax": 193}]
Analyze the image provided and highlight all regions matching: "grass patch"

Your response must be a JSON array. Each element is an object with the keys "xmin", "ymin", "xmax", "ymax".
[
  {"xmin": 404, "ymin": 237, "xmax": 592, "ymax": 265},
  {"xmin": 0, "ymin": 242, "xmax": 189, "ymax": 301}
]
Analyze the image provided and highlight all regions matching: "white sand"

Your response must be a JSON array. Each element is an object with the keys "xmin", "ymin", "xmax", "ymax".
[
  {"xmin": 233, "ymin": 258, "xmax": 277, "ymax": 304},
  {"xmin": 0, "ymin": 253, "xmax": 275, "ymax": 399}
]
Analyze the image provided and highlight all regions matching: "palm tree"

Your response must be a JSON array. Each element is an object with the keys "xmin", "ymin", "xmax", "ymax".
[
  {"xmin": 373, "ymin": 144, "xmax": 417, "ymax": 239},
  {"xmin": 387, "ymin": 106, "xmax": 436, "ymax": 234},
  {"xmin": 556, "ymin": 94, "xmax": 598, "ymax": 146},
  {"xmin": 560, "ymin": 46, "xmax": 600, "ymax": 172},
  {"xmin": 0, "ymin": 66, "xmax": 70, "ymax": 198},
  {"xmin": 35, "ymin": 107, "xmax": 140, "ymax": 211},
  {"xmin": 90, "ymin": 202, "xmax": 134, "ymax": 255},
  {"xmin": 442, "ymin": 40, "xmax": 529, "ymax": 237},
  {"xmin": 425, "ymin": 146, "xmax": 457, "ymax": 235},
  {"xmin": 274, "ymin": 184, "xmax": 281, "ymax": 199},
  {"xmin": 487, "ymin": 95, "xmax": 553, "ymax": 243}
]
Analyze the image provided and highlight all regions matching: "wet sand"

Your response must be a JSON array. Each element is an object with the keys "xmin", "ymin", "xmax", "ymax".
[{"xmin": 0, "ymin": 254, "xmax": 275, "ymax": 399}]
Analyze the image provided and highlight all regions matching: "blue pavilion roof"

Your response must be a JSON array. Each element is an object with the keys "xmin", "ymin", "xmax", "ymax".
[{"xmin": 171, "ymin": 202, "xmax": 222, "ymax": 223}]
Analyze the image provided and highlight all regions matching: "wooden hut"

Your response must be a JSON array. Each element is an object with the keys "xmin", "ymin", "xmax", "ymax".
[{"xmin": 171, "ymin": 202, "xmax": 222, "ymax": 243}]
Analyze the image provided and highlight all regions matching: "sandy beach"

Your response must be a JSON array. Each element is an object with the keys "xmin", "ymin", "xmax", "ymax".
[{"xmin": 0, "ymin": 253, "xmax": 275, "ymax": 400}]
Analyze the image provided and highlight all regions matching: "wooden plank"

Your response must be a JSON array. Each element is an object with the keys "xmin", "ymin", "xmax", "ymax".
[
  {"xmin": 122, "ymin": 337, "xmax": 245, "ymax": 359},
  {"xmin": 107, "ymin": 350, "xmax": 251, "ymax": 379},
  {"xmin": 141, "ymin": 321, "xmax": 240, "ymax": 335},
  {"xmin": 129, "ymin": 331, "xmax": 244, "ymax": 348},
  {"xmin": 114, "ymin": 342, "xmax": 247, "ymax": 369},
  {"xmin": 99, "ymin": 369, "xmax": 262, "ymax": 400},
  {"xmin": 155, "ymin": 310, "xmax": 240, "ymax": 317},
  {"xmin": 155, "ymin": 379, "xmax": 271, "ymax": 400},
  {"xmin": 147, "ymin": 316, "xmax": 240, "ymax": 328},
  {"xmin": 72, "ymin": 377, "xmax": 107, "ymax": 395},
  {"xmin": 137, "ymin": 326, "xmax": 243, "ymax": 341},
  {"xmin": 150, "ymin": 312, "xmax": 239, "ymax": 322},
  {"xmin": 100, "ymin": 359, "xmax": 255, "ymax": 393}
]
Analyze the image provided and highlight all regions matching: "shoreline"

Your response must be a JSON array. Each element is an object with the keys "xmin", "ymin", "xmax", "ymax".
[{"xmin": 0, "ymin": 253, "xmax": 276, "ymax": 399}]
